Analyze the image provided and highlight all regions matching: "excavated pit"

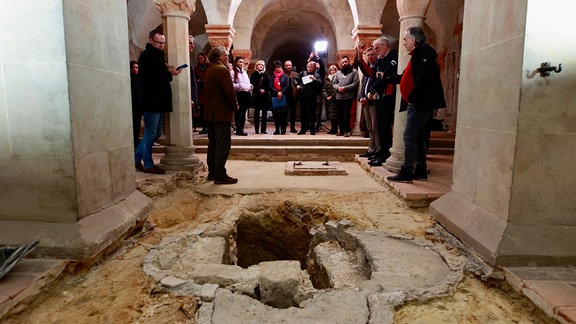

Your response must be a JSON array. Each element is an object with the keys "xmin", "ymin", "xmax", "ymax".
[
  {"xmin": 143, "ymin": 202, "xmax": 461, "ymax": 314},
  {"xmin": 235, "ymin": 213, "xmax": 312, "ymax": 269},
  {"xmin": 233, "ymin": 212, "xmax": 369, "ymax": 290}
]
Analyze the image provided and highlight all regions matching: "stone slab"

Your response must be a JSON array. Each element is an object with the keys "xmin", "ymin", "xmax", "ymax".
[{"xmin": 284, "ymin": 161, "xmax": 347, "ymax": 176}]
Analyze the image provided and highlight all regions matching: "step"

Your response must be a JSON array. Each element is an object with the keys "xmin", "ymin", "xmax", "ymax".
[
  {"xmin": 193, "ymin": 137, "xmax": 369, "ymax": 147},
  {"xmin": 201, "ymin": 145, "xmax": 366, "ymax": 161}
]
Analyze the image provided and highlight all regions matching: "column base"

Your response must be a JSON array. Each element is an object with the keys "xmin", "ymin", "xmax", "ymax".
[
  {"xmin": 384, "ymin": 147, "xmax": 403, "ymax": 172},
  {"xmin": 160, "ymin": 145, "xmax": 204, "ymax": 172},
  {"xmin": 0, "ymin": 191, "xmax": 152, "ymax": 261}
]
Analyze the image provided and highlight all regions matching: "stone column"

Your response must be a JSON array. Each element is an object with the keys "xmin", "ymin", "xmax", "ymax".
[
  {"xmin": 0, "ymin": 1, "xmax": 152, "ymax": 260},
  {"xmin": 384, "ymin": 0, "xmax": 431, "ymax": 171},
  {"xmin": 352, "ymin": 25, "xmax": 383, "ymax": 135},
  {"xmin": 205, "ymin": 24, "xmax": 236, "ymax": 52},
  {"xmin": 155, "ymin": 0, "xmax": 203, "ymax": 172}
]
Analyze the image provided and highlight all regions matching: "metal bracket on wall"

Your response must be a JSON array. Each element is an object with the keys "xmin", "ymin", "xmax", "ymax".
[{"xmin": 537, "ymin": 62, "xmax": 562, "ymax": 77}]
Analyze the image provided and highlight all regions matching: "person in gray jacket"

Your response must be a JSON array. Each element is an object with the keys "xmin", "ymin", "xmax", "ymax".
[{"xmin": 332, "ymin": 56, "xmax": 359, "ymax": 137}]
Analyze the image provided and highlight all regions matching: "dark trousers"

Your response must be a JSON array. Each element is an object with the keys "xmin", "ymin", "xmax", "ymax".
[
  {"xmin": 253, "ymin": 103, "xmax": 268, "ymax": 133},
  {"xmin": 206, "ymin": 121, "xmax": 232, "ymax": 179},
  {"xmin": 272, "ymin": 106, "xmax": 288, "ymax": 133},
  {"xmin": 336, "ymin": 99, "xmax": 353, "ymax": 134},
  {"xmin": 315, "ymin": 97, "xmax": 323, "ymax": 129},
  {"xmin": 287, "ymin": 96, "xmax": 297, "ymax": 130},
  {"xmin": 299, "ymin": 97, "xmax": 317, "ymax": 132},
  {"xmin": 376, "ymin": 96, "xmax": 395, "ymax": 159},
  {"xmin": 235, "ymin": 91, "xmax": 251, "ymax": 133},
  {"xmin": 132, "ymin": 109, "xmax": 142, "ymax": 148},
  {"xmin": 402, "ymin": 104, "xmax": 433, "ymax": 171}
]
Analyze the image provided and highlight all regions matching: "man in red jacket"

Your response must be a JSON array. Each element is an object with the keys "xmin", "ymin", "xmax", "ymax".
[
  {"xmin": 204, "ymin": 46, "xmax": 239, "ymax": 184},
  {"xmin": 388, "ymin": 26, "xmax": 446, "ymax": 183}
]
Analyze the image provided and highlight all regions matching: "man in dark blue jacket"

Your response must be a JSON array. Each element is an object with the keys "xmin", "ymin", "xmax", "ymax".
[{"xmin": 388, "ymin": 26, "xmax": 446, "ymax": 183}]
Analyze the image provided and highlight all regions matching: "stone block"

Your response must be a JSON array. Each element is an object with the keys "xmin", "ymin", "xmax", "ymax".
[{"xmin": 259, "ymin": 260, "xmax": 301, "ymax": 308}]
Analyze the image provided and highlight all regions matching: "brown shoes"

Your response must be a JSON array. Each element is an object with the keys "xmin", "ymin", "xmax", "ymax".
[
  {"xmin": 214, "ymin": 176, "xmax": 238, "ymax": 185},
  {"xmin": 143, "ymin": 165, "xmax": 165, "ymax": 174}
]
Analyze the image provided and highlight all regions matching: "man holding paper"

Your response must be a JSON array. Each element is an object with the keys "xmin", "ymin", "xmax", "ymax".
[{"xmin": 295, "ymin": 61, "xmax": 323, "ymax": 135}]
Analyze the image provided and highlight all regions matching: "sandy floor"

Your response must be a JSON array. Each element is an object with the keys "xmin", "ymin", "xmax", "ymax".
[{"xmin": 2, "ymin": 181, "xmax": 555, "ymax": 323}]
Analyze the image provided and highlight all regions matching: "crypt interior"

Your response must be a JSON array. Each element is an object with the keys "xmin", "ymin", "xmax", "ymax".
[{"xmin": 0, "ymin": 0, "xmax": 575, "ymax": 269}]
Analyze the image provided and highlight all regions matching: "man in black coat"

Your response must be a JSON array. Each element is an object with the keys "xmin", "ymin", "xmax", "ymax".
[
  {"xmin": 134, "ymin": 30, "xmax": 182, "ymax": 174},
  {"xmin": 295, "ymin": 61, "xmax": 323, "ymax": 135},
  {"xmin": 388, "ymin": 26, "xmax": 446, "ymax": 183}
]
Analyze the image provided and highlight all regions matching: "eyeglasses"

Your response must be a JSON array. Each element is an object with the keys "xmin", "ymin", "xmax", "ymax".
[{"xmin": 152, "ymin": 39, "xmax": 166, "ymax": 45}]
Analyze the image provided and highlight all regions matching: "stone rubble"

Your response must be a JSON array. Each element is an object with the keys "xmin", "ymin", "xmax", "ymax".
[{"xmin": 143, "ymin": 215, "xmax": 469, "ymax": 323}]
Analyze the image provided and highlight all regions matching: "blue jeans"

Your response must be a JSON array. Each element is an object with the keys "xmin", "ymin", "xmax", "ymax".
[
  {"xmin": 135, "ymin": 112, "xmax": 163, "ymax": 168},
  {"xmin": 402, "ymin": 104, "xmax": 433, "ymax": 171}
]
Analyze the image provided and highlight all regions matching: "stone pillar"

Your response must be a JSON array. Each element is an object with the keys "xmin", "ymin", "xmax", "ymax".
[
  {"xmin": 431, "ymin": 0, "xmax": 576, "ymax": 266},
  {"xmin": 155, "ymin": 0, "xmax": 203, "ymax": 172},
  {"xmin": 0, "ymin": 2, "xmax": 152, "ymax": 260},
  {"xmin": 384, "ymin": 0, "xmax": 431, "ymax": 171},
  {"xmin": 352, "ymin": 25, "xmax": 383, "ymax": 135},
  {"xmin": 205, "ymin": 24, "xmax": 235, "ymax": 52}
]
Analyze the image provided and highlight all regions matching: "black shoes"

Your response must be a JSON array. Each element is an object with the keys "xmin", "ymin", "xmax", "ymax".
[
  {"xmin": 135, "ymin": 162, "xmax": 145, "ymax": 172},
  {"xmin": 368, "ymin": 158, "xmax": 383, "ymax": 166},
  {"xmin": 290, "ymin": 128, "xmax": 298, "ymax": 133},
  {"xmin": 413, "ymin": 164, "xmax": 428, "ymax": 181},
  {"xmin": 273, "ymin": 130, "xmax": 280, "ymax": 135},
  {"xmin": 143, "ymin": 165, "xmax": 166, "ymax": 174},
  {"xmin": 327, "ymin": 130, "xmax": 337, "ymax": 135},
  {"xmin": 236, "ymin": 132, "xmax": 248, "ymax": 136},
  {"xmin": 310, "ymin": 131, "xmax": 316, "ymax": 135},
  {"xmin": 298, "ymin": 131, "xmax": 306, "ymax": 135},
  {"xmin": 199, "ymin": 128, "xmax": 207, "ymax": 134},
  {"xmin": 207, "ymin": 174, "xmax": 215, "ymax": 181},
  {"xmin": 214, "ymin": 176, "xmax": 238, "ymax": 185},
  {"xmin": 387, "ymin": 166, "xmax": 413, "ymax": 183},
  {"xmin": 359, "ymin": 151, "xmax": 376, "ymax": 158}
]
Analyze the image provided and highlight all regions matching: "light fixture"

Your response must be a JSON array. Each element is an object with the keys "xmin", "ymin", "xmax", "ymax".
[{"xmin": 313, "ymin": 40, "xmax": 328, "ymax": 58}]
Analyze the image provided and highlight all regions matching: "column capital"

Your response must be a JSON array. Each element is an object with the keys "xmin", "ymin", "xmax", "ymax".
[
  {"xmin": 352, "ymin": 24, "xmax": 383, "ymax": 52},
  {"xmin": 154, "ymin": 0, "xmax": 196, "ymax": 18},
  {"xmin": 205, "ymin": 24, "xmax": 235, "ymax": 51},
  {"xmin": 396, "ymin": 0, "xmax": 430, "ymax": 21}
]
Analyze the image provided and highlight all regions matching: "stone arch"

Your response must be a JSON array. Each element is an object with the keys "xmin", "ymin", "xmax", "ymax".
[
  {"xmin": 231, "ymin": 0, "xmax": 356, "ymax": 69},
  {"xmin": 380, "ymin": 0, "xmax": 400, "ymax": 45}
]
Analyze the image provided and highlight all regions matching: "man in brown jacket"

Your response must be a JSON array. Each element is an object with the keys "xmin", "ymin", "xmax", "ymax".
[{"xmin": 204, "ymin": 46, "xmax": 239, "ymax": 184}]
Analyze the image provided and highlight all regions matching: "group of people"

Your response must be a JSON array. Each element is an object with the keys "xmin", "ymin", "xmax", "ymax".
[
  {"xmin": 355, "ymin": 27, "xmax": 446, "ymax": 183},
  {"xmin": 211, "ymin": 50, "xmax": 362, "ymax": 138},
  {"xmin": 130, "ymin": 26, "xmax": 445, "ymax": 185}
]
